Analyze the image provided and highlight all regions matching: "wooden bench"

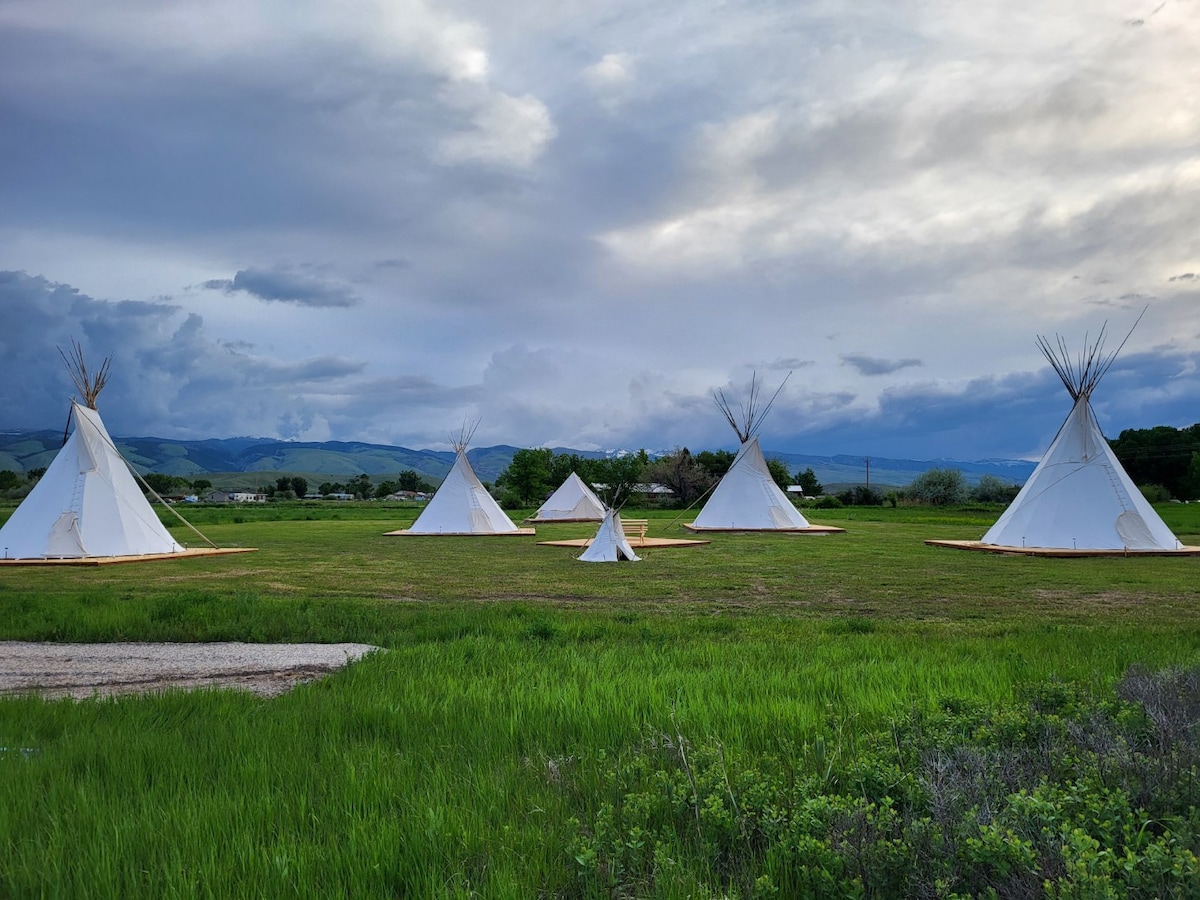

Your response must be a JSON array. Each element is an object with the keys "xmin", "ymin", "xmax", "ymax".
[{"xmin": 620, "ymin": 518, "xmax": 648, "ymax": 541}]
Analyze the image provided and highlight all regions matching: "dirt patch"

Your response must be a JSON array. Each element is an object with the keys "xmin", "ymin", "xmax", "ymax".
[{"xmin": 0, "ymin": 642, "xmax": 379, "ymax": 700}]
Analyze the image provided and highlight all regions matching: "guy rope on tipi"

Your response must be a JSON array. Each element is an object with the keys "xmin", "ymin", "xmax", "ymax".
[
  {"xmin": 926, "ymin": 318, "xmax": 1198, "ymax": 557},
  {"xmin": 685, "ymin": 373, "xmax": 844, "ymax": 534},
  {"xmin": 0, "ymin": 342, "xmax": 255, "ymax": 565}
]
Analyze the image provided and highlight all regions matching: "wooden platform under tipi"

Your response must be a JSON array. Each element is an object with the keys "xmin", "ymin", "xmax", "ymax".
[
  {"xmin": 0, "ymin": 547, "xmax": 258, "ymax": 567},
  {"xmin": 925, "ymin": 539, "xmax": 1200, "ymax": 558},
  {"xmin": 538, "ymin": 536, "xmax": 709, "ymax": 549},
  {"xmin": 683, "ymin": 523, "xmax": 845, "ymax": 534},
  {"xmin": 385, "ymin": 528, "xmax": 536, "ymax": 536}
]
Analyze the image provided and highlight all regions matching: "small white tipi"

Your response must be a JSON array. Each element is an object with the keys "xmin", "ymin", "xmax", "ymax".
[
  {"xmin": 578, "ymin": 508, "xmax": 641, "ymax": 562},
  {"xmin": 0, "ymin": 345, "xmax": 200, "ymax": 561},
  {"xmin": 687, "ymin": 374, "xmax": 843, "ymax": 533},
  {"xmin": 978, "ymin": 325, "xmax": 1183, "ymax": 552},
  {"xmin": 528, "ymin": 472, "xmax": 605, "ymax": 523},
  {"xmin": 399, "ymin": 424, "xmax": 524, "ymax": 535}
]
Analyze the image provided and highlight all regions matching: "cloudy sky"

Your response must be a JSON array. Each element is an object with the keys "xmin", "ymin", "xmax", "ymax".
[{"xmin": 2, "ymin": 0, "xmax": 1198, "ymax": 459}]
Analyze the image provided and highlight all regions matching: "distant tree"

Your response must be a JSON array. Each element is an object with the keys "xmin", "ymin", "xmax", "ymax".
[
  {"xmin": 26, "ymin": 467, "xmax": 46, "ymax": 481},
  {"xmin": 694, "ymin": 449, "xmax": 736, "ymax": 479},
  {"xmin": 274, "ymin": 476, "xmax": 292, "ymax": 497},
  {"xmin": 906, "ymin": 468, "xmax": 967, "ymax": 506},
  {"xmin": 836, "ymin": 485, "xmax": 884, "ymax": 506},
  {"xmin": 765, "ymin": 457, "xmax": 791, "ymax": 490},
  {"xmin": 794, "ymin": 467, "xmax": 823, "ymax": 496},
  {"xmin": 190, "ymin": 478, "xmax": 212, "ymax": 494},
  {"xmin": 1139, "ymin": 483, "xmax": 1172, "ymax": 504},
  {"xmin": 590, "ymin": 451, "xmax": 649, "ymax": 507},
  {"xmin": 290, "ymin": 476, "xmax": 308, "ymax": 498},
  {"xmin": 347, "ymin": 473, "xmax": 373, "ymax": 499},
  {"xmin": 0, "ymin": 470, "xmax": 20, "ymax": 491},
  {"xmin": 1110, "ymin": 423, "xmax": 1200, "ymax": 501},
  {"xmin": 1187, "ymin": 452, "xmax": 1200, "ymax": 502},
  {"xmin": 318, "ymin": 482, "xmax": 335, "ymax": 496},
  {"xmin": 970, "ymin": 474, "xmax": 1020, "ymax": 504},
  {"xmin": 642, "ymin": 448, "xmax": 714, "ymax": 507},
  {"xmin": 496, "ymin": 448, "xmax": 554, "ymax": 506},
  {"xmin": 374, "ymin": 480, "xmax": 398, "ymax": 499},
  {"xmin": 396, "ymin": 470, "xmax": 422, "ymax": 492},
  {"xmin": 143, "ymin": 473, "xmax": 186, "ymax": 495},
  {"xmin": 548, "ymin": 453, "xmax": 586, "ymax": 487}
]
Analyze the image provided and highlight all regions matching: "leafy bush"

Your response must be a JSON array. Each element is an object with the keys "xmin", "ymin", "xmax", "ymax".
[
  {"xmin": 1139, "ymin": 483, "xmax": 1172, "ymax": 503},
  {"xmin": 905, "ymin": 468, "xmax": 967, "ymax": 506},
  {"xmin": 836, "ymin": 486, "xmax": 884, "ymax": 506},
  {"xmin": 570, "ymin": 666, "xmax": 1200, "ymax": 898},
  {"xmin": 970, "ymin": 474, "xmax": 1021, "ymax": 504}
]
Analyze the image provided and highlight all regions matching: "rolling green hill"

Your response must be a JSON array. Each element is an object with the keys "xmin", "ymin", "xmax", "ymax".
[{"xmin": 0, "ymin": 429, "xmax": 1035, "ymax": 490}]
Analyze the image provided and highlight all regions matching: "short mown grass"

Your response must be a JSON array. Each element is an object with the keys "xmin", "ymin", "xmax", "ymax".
[{"xmin": 1, "ymin": 503, "xmax": 1199, "ymax": 896}]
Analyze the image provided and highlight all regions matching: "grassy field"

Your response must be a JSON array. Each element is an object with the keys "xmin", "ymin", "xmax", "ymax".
[{"xmin": 2, "ymin": 503, "xmax": 1199, "ymax": 896}]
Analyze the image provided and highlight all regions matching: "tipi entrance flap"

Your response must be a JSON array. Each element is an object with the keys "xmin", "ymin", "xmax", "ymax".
[
  {"xmin": 1115, "ymin": 510, "xmax": 1163, "ymax": 551},
  {"xmin": 47, "ymin": 512, "xmax": 85, "ymax": 558}
]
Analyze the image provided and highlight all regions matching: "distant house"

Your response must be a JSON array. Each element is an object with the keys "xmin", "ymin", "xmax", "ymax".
[
  {"xmin": 387, "ymin": 490, "xmax": 429, "ymax": 502},
  {"xmin": 635, "ymin": 483, "xmax": 675, "ymax": 501},
  {"xmin": 205, "ymin": 490, "xmax": 266, "ymax": 503}
]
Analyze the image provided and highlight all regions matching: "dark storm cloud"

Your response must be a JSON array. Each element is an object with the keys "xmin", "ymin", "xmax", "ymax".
[
  {"xmin": 841, "ymin": 354, "xmax": 923, "ymax": 376},
  {"xmin": 0, "ymin": 270, "xmax": 383, "ymax": 439},
  {"xmin": 203, "ymin": 268, "xmax": 359, "ymax": 308},
  {"xmin": 787, "ymin": 349, "xmax": 1200, "ymax": 459}
]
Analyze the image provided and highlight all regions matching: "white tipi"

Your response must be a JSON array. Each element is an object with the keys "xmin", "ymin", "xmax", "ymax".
[
  {"xmin": 687, "ymin": 374, "xmax": 843, "ymax": 533},
  {"xmin": 398, "ymin": 424, "xmax": 525, "ymax": 535},
  {"xmin": 578, "ymin": 508, "xmax": 641, "ymax": 562},
  {"xmin": 0, "ymin": 345, "xmax": 206, "ymax": 561},
  {"xmin": 528, "ymin": 472, "xmax": 605, "ymax": 523},
  {"xmin": 978, "ymin": 325, "xmax": 1183, "ymax": 552}
]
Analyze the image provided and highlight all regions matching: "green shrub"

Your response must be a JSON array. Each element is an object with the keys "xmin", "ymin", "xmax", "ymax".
[
  {"xmin": 1139, "ymin": 483, "xmax": 1172, "ymax": 503},
  {"xmin": 570, "ymin": 666, "xmax": 1200, "ymax": 898}
]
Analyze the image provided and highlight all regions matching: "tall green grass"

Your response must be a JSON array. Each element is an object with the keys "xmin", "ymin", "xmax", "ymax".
[{"xmin": 1, "ymin": 506, "xmax": 1199, "ymax": 895}]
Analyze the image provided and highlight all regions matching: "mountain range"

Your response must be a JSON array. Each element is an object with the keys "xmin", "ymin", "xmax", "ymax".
[{"xmin": 0, "ymin": 429, "xmax": 1037, "ymax": 490}]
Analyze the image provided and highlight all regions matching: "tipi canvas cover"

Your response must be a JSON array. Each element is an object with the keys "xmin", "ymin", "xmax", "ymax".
[
  {"xmin": 980, "ymin": 323, "xmax": 1182, "ymax": 552},
  {"xmin": 689, "ymin": 435, "xmax": 813, "ymax": 531},
  {"xmin": 529, "ymin": 472, "xmax": 605, "ymax": 522},
  {"xmin": 981, "ymin": 400, "xmax": 1180, "ymax": 551},
  {"xmin": 0, "ymin": 400, "xmax": 185, "ymax": 560},
  {"xmin": 578, "ymin": 509, "xmax": 640, "ymax": 562},
  {"xmin": 406, "ymin": 449, "xmax": 519, "ymax": 534}
]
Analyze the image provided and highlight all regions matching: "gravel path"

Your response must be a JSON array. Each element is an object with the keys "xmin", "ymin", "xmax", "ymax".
[{"xmin": 0, "ymin": 642, "xmax": 379, "ymax": 699}]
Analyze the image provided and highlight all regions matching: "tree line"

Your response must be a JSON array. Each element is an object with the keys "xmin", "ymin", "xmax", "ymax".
[
  {"xmin": 1109, "ymin": 423, "xmax": 1200, "ymax": 501},
  {"xmin": 10, "ymin": 420, "xmax": 1195, "ymax": 508},
  {"xmin": 6, "ymin": 470, "xmax": 440, "ymax": 502},
  {"xmin": 492, "ymin": 447, "xmax": 823, "ymax": 509}
]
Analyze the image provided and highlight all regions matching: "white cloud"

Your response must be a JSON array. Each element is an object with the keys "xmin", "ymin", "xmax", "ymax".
[{"xmin": 436, "ymin": 87, "xmax": 557, "ymax": 168}]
